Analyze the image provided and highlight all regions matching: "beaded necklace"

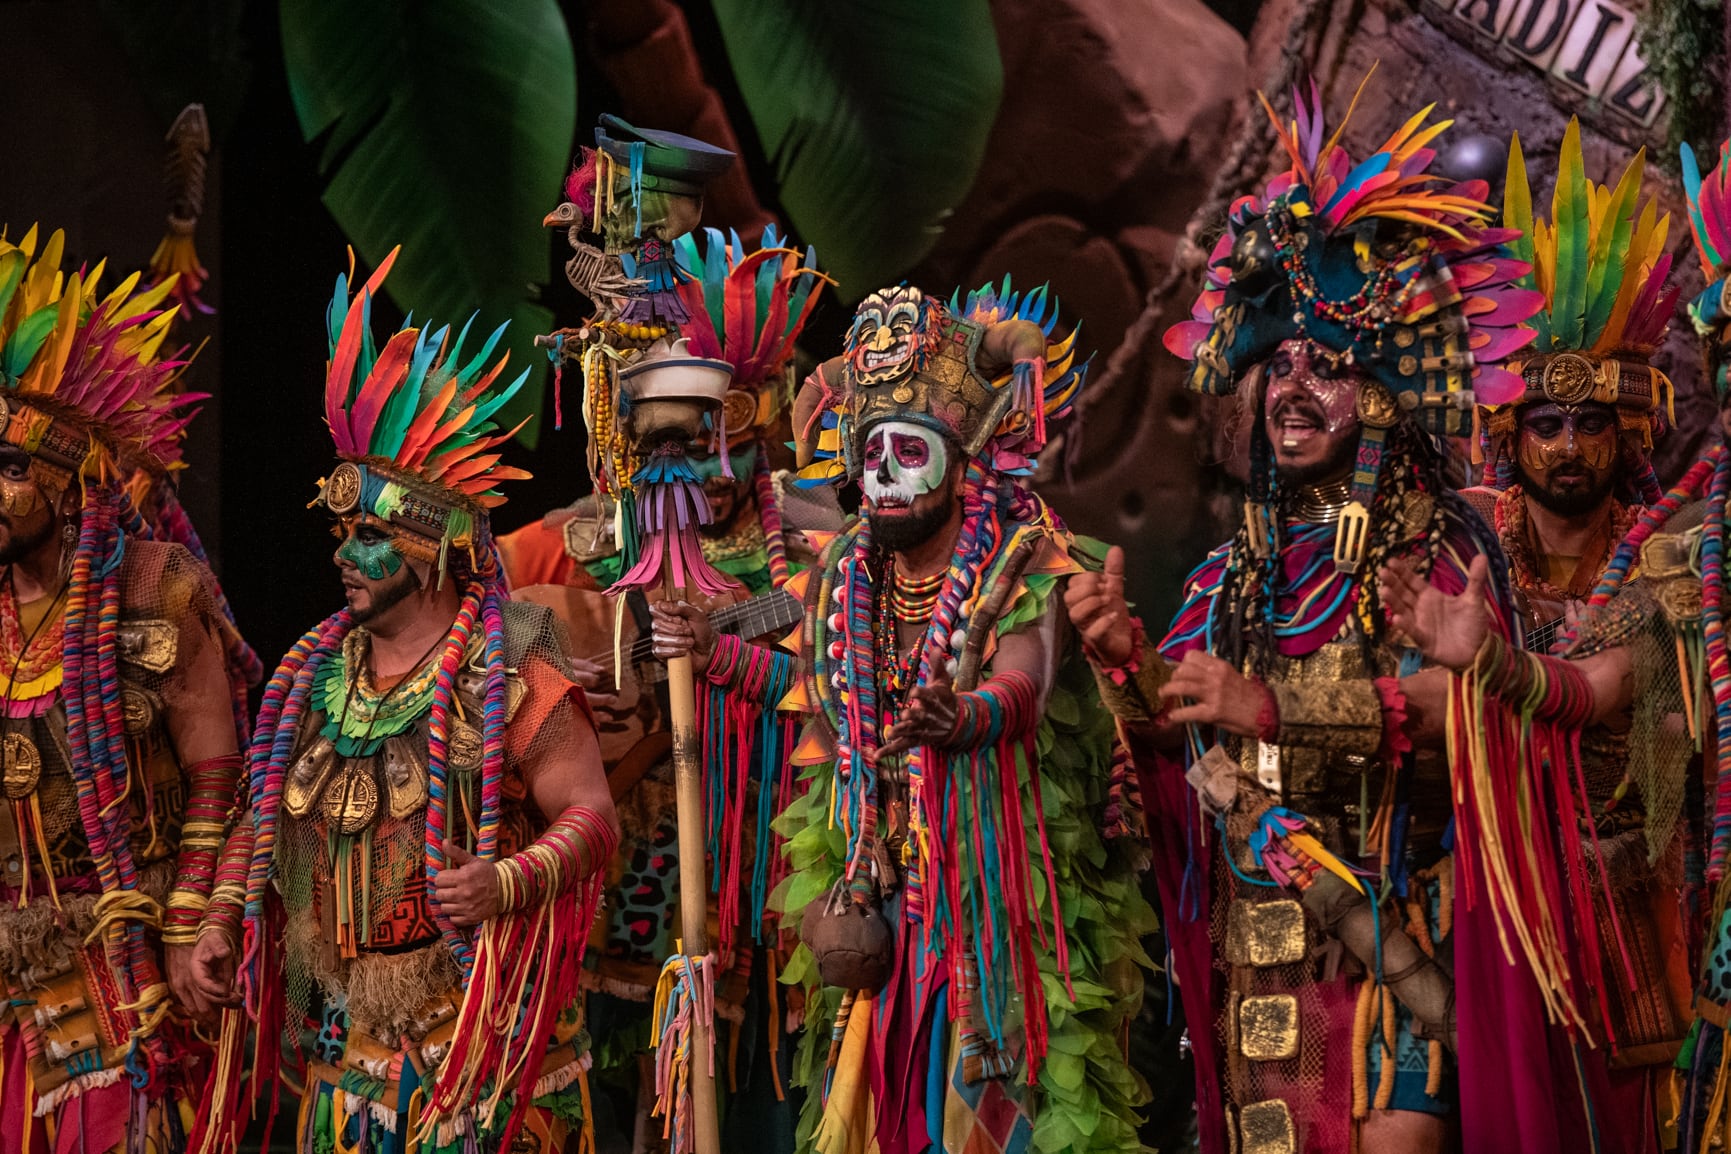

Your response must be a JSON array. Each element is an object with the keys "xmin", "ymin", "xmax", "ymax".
[
  {"xmin": 887, "ymin": 561, "xmax": 944, "ymax": 625},
  {"xmin": 1494, "ymin": 485, "xmax": 1634, "ymax": 602}
]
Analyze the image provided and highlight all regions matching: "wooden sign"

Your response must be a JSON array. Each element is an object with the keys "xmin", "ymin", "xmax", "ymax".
[{"xmin": 1426, "ymin": 0, "xmax": 1666, "ymax": 133}]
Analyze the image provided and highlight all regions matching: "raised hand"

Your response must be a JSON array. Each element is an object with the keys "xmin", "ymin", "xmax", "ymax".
[
  {"xmin": 1065, "ymin": 545, "xmax": 1135, "ymax": 667},
  {"xmin": 878, "ymin": 663, "xmax": 960, "ymax": 757},
  {"xmin": 649, "ymin": 600, "xmax": 716, "ymax": 673},
  {"xmin": 433, "ymin": 839, "xmax": 500, "ymax": 927},
  {"xmin": 1156, "ymin": 650, "xmax": 1271, "ymax": 737},
  {"xmin": 1377, "ymin": 553, "xmax": 1490, "ymax": 671}
]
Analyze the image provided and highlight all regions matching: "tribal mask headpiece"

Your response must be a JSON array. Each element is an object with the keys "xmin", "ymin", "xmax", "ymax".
[
  {"xmin": 1163, "ymin": 76, "xmax": 1542, "ymax": 571},
  {"xmin": 799, "ymin": 278, "xmax": 1089, "ymax": 485},
  {"xmin": 0, "ymin": 225, "xmax": 199, "ymax": 500},
  {"xmin": 1479, "ymin": 121, "xmax": 1678, "ymax": 497},
  {"xmin": 313, "ymin": 248, "xmax": 531, "ymax": 570}
]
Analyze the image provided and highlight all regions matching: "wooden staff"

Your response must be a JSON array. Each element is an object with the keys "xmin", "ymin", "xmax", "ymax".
[{"xmin": 663, "ymin": 567, "xmax": 721, "ymax": 1154}]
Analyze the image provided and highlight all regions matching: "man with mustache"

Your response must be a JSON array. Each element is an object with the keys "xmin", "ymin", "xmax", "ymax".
[
  {"xmin": 1058, "ymin": 91, "xmax": 1640, "ymax": 1154},
  {"xmin": 186, "ymin": 253, "xmax": 618, "ymax": 1154},
  {"xmin": 0, "ymin": 228, "xmax": 259, "ymax": 1154},
  {"xmin": 649, "ymin": 281, "xmax": 1155, "ymax": 1154},
  {"xmin": 1456, "ymin": 126, "xmax": 1690, "ymax": 1154}
]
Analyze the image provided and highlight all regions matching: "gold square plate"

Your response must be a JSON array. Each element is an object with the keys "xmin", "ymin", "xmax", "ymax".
[
  {"xmin": 1239, "ymin": 993, "xmax": 1299, "ymax": 1061},
  {"xmin": 1225, "ymin": 900, "xmax": 1307, "ymax": 968},
  {"xmin": 1238, "ymin": 1099, "xmax": 1296, "ymax": 1154}
]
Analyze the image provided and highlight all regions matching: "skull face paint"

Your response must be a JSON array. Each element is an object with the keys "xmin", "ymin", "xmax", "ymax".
[
  {"xmin": 847, "ymin": 287, "xmax": 932, "ymax": 386},
  {"xmin": 862, "ymin": 421, "xmax": 947, "ymax": 508},
  {"xmin": 1262, "ymin": 338, "xmax": 1367, "ymax": 484},
  {"xmin": 1515, "ymin": 402, "xmax": 1620, "ymax": 516}
]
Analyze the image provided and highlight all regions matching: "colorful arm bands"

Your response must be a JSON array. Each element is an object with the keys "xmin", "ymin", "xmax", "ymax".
[
  {"xmin": 494, "ymin": 805, "xmax": 620, "ymax": 913},
  {"xmin": 1464, "ymin": 632, "xmax": 1595, "ymax": 728},
  {"xmin": 196, "ymin": 809, "xmax": 256, "ymax": 946},
  {"xmin": 163, "ymin": 751, "xmax": 243, "ymax": 946},
  {"xmin": 704, "ymin": 633, "xmax": 796, "ymax": 707},
  {"xmin": 945, "ymin": 669, "xmax": 1040, "ymax": 750}
]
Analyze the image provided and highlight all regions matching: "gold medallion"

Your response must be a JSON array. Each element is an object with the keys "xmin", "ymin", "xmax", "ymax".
[
  {"xmin": 1354, "ymin": 382, "xmax": 1400, "ymax": 429},
  {"xmin": 1542, "ymin": 352, "xmax": 1595, "ymax": 404},
  {"xmin": 122, "ymin": 685, "xmax": 154, "ymax": 735},
  {"xmin": 448, "ymin": 722, "xmax": 484, "ymax": 773},
  {"xmin": 323, "ymin": 461, "xmax": 364, "ymax": 515},
  {"xmin": 891, "ymin": 384, "xmax": 915, "ymax": 404},
  {"xmin": 1659, "ymin": 578, "xmax": 1705, "ymax": 625},
  {"xmin": 2, "ymin": 732, "xmax": 41, "ymax": 799},
  {"xmin": 322, "ymin": 763, "xmax": 381, "ymax": 836}
]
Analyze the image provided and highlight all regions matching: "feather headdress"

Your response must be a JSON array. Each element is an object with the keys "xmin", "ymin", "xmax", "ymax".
[
  {"xmin": 671, "ymin": 224, "xmax": 830, "ymax": 443},
  {"xmin": 0, "ymin": 225, "xmax": 200, "ymax": 481},
  {"xmin": 1478, "ymin": 123, "xmax": 1678, "ymax": 494},
  {"xmin": 314, "ymin": 247, "xmax": 532, "ymax": 563},
  {"xmin": 1682, "ymin": 137, "xmax": 1731, "ymax": 399},
  {"xmin": 1506, "ymin": 122, "xmax": 1676, "ymax": 362},
  {"xmin": 1163, "ymin": 75, "xmax": 1542, "ymax": 433}
]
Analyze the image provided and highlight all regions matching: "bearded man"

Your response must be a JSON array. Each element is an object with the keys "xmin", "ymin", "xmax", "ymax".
[
  {"xmin": 1058, "ymin": 91, "xmax": 1653, "ymax": 1154},
  {"xmin": 1466, "ymin": 127, "xmax": 1675, "ymax": 649},
  {"xmin": 187, "ymin": 252, "xmax": 618, "ymax": 1154},
  {"xmin": 0, "ymin": 227, "xmax": 258, "ymax": 1154},
  {"xmin": 650, "ymin": 280, "xmax": 1154, "ymax": 1154}
]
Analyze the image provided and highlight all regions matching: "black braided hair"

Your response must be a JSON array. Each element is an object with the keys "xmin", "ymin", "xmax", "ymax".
[{"xmin": 1214, "ymin": 417, "xmax": 1511, "ymax": 677}]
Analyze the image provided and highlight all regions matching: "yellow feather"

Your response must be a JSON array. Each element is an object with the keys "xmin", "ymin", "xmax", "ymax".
[
  {"xmin": 1595, "ymin": 199, "xmax": 1658, "ymax": 354},
  {"xmin": 100, "ymin": 270, "xmax": 143, "ymax": 314},
  {"xmin": 1321, "ymin": 63, "xmax": 1378, "ymax": 162},
  {"xmin": 1395, "ymin": 118, "xmax": 1455, "ymax": 162},
  {"xmin": 20, "ymin": 271, "xmax": 82, "ymax": 395},
  {"xmin": 1377, "ymin": 104, "xmax": 1439, "ymax": 157}
]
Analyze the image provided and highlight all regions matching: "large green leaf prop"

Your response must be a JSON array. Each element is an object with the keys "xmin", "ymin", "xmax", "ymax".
[
  {"xmin": 281, "ymin": 0, "xmax": 574, "ymax": 446},
  {"xmin": 710, "ymin": 0, "xmax": 1003, "ymax": 301}
]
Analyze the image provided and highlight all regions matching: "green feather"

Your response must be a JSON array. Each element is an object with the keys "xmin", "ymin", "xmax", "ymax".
[
  {"xmin": 1551, "ymin": 121, "xmax": 1591, "ymax": 350},
  {"xmin": 1582, "ymin": 149, "xmax": 1644, "ymax": 348},
  {"xmin": 0, "ymin": 304, "xmax": 61, "ymax": 384},
  {"xmin": 1505, "ymin": 134, "xmax": 1547, "ymax": 347}
]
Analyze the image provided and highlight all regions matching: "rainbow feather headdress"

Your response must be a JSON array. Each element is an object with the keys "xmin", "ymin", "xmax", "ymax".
[
  {"xmin": 1163, "ymin": 78, "xmax": 1542, "ymax": 436},
  {"xmin": 1478, "ymin": 122, "xmax": 1679, "ymax": 493},
  {"xmin": 313, "ymin": 248, "xmax": 531, "ymax": 567},
  {"xmin": 1682, "ymin": 137, "xmax": 1731, "ymax": 399},
  {"xmin": 0, "ymin": 225, "xmax": 199, "ymax": 494},
  {"xmin": 670, "ymin": 224, "xmax": 830, "ymax": 444},
  {"xmin": 1495, "ymin": 122, "xmax": 1678, "ymax": 418},
  {"xmin": 797, "ymin": 277, "xmax": 1091, "ymax": 486}
]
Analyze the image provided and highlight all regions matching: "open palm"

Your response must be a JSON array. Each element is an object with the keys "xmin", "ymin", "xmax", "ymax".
[{"xmin": 1377, "ymin": 553, "xmax": 1490, "ymax": 670}]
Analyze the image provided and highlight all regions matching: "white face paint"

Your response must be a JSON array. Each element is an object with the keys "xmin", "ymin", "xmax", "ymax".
[{"xmin": 862, "ymin": 421, "xmax": 947, "ymax": 508}]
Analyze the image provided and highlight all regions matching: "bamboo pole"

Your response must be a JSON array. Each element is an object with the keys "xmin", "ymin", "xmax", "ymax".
[{"xmin": 664, "ymin": 571, "xmax": 721, "ymax": 1154}]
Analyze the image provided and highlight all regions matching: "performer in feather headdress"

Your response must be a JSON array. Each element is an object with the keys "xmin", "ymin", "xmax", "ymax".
[
  {"xmin": 1467, "ymin": 122, "xmax": 1678, "ymax": 625},
  {"xmin": 1453, "ymin": 124, "xmax": 1691, "ymax": 1153},
  {"xmin": 0, "ymin": 225, "xmax": 260, "ymax": 1154},
  {"xmin": 1067, "ymin": 80, "xmax": 1582, "ymax": 1153},
  {"xmin": 650, "ymin": 274, "xmax": 1156, "ymax": 1154},
  {"xmin": 1391, "ymin": 134, "xmax": 1731, "ymax": 1152},
  {"xmin": 186, "ymin": 250, "xmax": 619, "ymax": 1154}
]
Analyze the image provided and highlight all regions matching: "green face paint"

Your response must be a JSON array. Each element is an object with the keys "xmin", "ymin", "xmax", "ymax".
[
  {"xmin": 337, "ymin": 530, "xmax": 405, "ymax": 580},
  {"xmin": 688, "ymin": 442, "xmax": 758, "ymax": 482}
]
